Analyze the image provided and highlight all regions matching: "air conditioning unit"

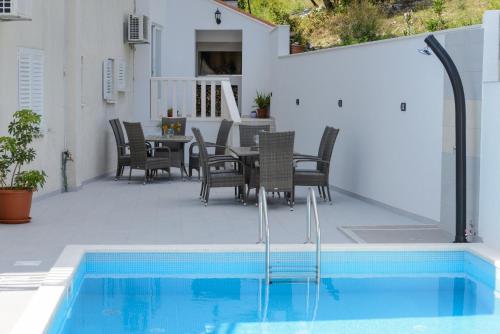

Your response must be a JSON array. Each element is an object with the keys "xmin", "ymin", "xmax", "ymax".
[
  {"xmin": 127, "ymin": 14, "xmax": 149, "ymax": 44},
  {"xmin": 0, "ymin": 0, "xmax": 32, "ymax": 21}
]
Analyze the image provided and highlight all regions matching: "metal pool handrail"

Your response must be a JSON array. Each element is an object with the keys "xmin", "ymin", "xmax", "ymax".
[
  {"xmin": 306, "ymin": 187, "xmax": 321, "ymax": 282},
  {"xmin": 259, "ymin": 187, "xmax": 271, "ymax": 285}
]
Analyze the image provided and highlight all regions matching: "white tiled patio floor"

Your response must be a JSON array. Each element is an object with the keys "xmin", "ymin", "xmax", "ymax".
[{"xmin": 0, "ymin": 171, "xmax": 439, "ymax": 332}]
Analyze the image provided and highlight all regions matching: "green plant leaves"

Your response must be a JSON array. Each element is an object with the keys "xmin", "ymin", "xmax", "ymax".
[
  {"xmin": 14, "ymin": 170, "xmax": 47, "ymax": 191},
  {"xmin": 253, "ymin": 91, "xmax": 272, "ymax": 109},
  {"xmin": 0, "ymin": 109, "xmax": 46, "ymax": 190}
]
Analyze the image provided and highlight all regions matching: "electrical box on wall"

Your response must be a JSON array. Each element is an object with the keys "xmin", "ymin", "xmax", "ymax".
[
  {"xmin": 116, "ymin": 60, "xmax": 127, "ymax": 92},
  {"xmin": 0, "ymin": 0, "xmax": 32, "ymax": 21},
  {"xmin": 103, "ymin": 58, "xmax": 128, "ymax": 103}
]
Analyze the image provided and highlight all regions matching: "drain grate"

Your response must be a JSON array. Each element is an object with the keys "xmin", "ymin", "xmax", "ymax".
[{"xmin": 338, "ymin": 224, "xmax": 453, "ymax": 243}]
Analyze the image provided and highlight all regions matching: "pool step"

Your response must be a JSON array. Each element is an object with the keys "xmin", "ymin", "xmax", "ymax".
[
  {"xmin": 270, "ymin": 265, "xmax": 317, "ymax": 272},
  {"xmin": 270, "ymin": 277, "xmax": 318, "ymax": 284},
  {"xmin": 270, "ymin": 264, "xmax": 319, "ymax": 283}
]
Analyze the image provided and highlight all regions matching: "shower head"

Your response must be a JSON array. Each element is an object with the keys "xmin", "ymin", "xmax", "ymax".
[{"xmin": 417, "ymin": 47, "xmax": 432, "ymax": 56}]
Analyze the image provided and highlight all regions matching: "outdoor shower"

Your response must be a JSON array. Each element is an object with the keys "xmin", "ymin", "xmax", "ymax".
[{"xmin": 419, "ymin": 34, "xmax": 467, "ymax": 243}]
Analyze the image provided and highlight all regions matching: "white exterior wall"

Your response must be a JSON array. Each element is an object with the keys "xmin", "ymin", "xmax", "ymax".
[
  {"xmin": 478, "ymin": 11, "xmax": 500, "ymax": 250},
  {"xmin": 0, "ymin": 0, "xmax": 135, "ymax": 196},
  {"xmin": 0, "ymin": 0, "xmax": 66, "ymax": 195},
  {"xmin": 1, "ymin": 0, "xmax": 276, "ymax": 196},
  {"xmin": 77, "ymin": 0, "xmax": 135, "ymax": 183},
  {"xmin": 271, "ymin": 33, "xmax": 462, "ymax": 222},
  {"xmin": 133, "ymin": 0, "xmax": 276, "ymax": 126},
  {"xmin": 440, "ymin": 27, "xmax": 484, "ymax": 235},
  {"xmin": 270, "ymin": 26, "xmax": 486, "ymax": 224}
]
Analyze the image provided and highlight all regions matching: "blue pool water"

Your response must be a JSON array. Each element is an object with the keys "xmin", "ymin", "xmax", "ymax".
[{"xmin": 49, "ymin": 251, "xmax": 500, "ymax": 334}]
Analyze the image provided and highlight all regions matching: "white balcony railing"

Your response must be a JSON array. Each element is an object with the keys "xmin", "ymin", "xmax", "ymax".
[{"xmin": 150, "ymin": 77, "xmax": 241, "ymax": 123}]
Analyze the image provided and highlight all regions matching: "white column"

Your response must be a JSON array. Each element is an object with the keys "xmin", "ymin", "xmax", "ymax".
[
  {"xmin": 201, "ymin": 81, "xmax": 207, "ymax": 118},
  {"xmin": 478, "ymin": 10, "xmax": 500, "ymax": 249},
  {"xmin": 210, "ymin": 81, "xmax": 216, "ymax": 118}
]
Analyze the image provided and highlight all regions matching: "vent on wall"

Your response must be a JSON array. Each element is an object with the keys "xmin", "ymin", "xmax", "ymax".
[
  {"xmin": 103, "ymin": 58, "xmax": 115, "ymax": 103},
  {"xmin": 103, "ymin": 58, "xmax": 127, "ymax": 103},
  {"xmin": 116, "ymin": 60, "xmax": 127, "ymax": 92},
  {"xmin": 0, "ymin": 0, "xmax": 32, "ymax": 21},
  {"xmin": 127, "ymin": 14, "xmax": 150, "ymax": 44}
]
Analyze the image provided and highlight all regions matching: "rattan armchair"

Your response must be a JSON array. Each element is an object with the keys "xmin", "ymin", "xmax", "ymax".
[
  {"xmin": 239, "ymin": 124, "xmax": 271, "ymax": 197},
  {"xmin": 239, "ymin": 124, "xmax": 270, "ymax": 147},
  {"xmin": 189, "ymin": 119, "xmax": 233, "ymax": 178},
  {"xmin": 192, "ymin": 127, "xmax": 246, "ymax": 206},
  {"xmin": 251, "ymin": 131, "xmax": 296, "ymax": 209},
  {"xmin": 123, "ymin": 122, "xmax": 171, "ymax": 184},
  {"xmin": 109, "ymin": 119, "xmax": 130, "ymax": 180},
  {"xmin": 294, "ymin": 126, "xmax": 339, "ymax": 202}
]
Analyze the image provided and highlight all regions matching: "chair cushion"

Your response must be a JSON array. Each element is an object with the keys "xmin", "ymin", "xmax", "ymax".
[{"xmin": 294, "ymin": 169, "xmax": 327, "ymax": 186}]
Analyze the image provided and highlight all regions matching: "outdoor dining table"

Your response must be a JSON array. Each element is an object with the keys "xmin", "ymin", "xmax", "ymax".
[
  {"xmin": 229, "ymin": 146, "xmax": 260, "ymax": 158},
  {"xmin": 229, "ymin": 146, "xmax": 301, "ymax": 159},
  {"xmin": 145, "ymin": 135, "xmax": 193, "ymax": 178}
]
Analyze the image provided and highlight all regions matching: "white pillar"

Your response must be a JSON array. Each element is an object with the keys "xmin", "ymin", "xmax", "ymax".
[{"xmin": 478, "ymin": 10, "xmax": 500, "ymax": 249}]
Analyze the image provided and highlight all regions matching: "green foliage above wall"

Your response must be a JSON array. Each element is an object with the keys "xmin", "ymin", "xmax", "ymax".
[{"xmin": 239, "ymin": 0, "xmax": 497, "ymax": 48}]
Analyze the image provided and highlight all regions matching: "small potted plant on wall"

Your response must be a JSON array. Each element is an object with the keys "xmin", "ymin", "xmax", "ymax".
[
  {"xmin": 254, "ymin": 91, "xmax": 271, "ymax": 119},
  {"xmin": 0, "ymin": 110, "xmax": 46, "ymax": 224}
]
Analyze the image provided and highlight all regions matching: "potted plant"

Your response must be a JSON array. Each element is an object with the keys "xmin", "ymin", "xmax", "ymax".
[
  {"xmin": 167, "ymin": 108, "xmax": 174, "ymax": 118},
  {"xmin": 253, "ymin": 91, "xmax": 271, "ymax": 119},
  {"xmin": 0, "ymin": 110, "xmax": 47, "ymax": 224}
]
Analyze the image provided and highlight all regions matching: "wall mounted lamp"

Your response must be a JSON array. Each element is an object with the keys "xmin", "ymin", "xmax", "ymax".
[{"xmin": 215, "ymin": 9, "xmax": 221, "ymax": 25}]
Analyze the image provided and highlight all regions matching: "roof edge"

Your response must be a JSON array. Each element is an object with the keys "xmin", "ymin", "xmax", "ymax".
[{"xmin": 212, "ymin": 0, "xmax": 276, "ymax": 28}]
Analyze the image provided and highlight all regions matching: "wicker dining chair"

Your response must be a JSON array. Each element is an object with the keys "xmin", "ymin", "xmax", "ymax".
[
  {"xmin": 123, "ymin": 122, "xmax": 171, "ymax": 184},
  {"xmin": 239, "ymin": 124, "xmax": 271, "ymax": 197},
  {"xmin": 252, "ymin": 131, "xmax": 296, "ymax": 209},
  {"xmin": 189, "ymin": 119, "xmax": 234, "ymax": 178},
  {"xmin": 192, "ymin": 127, "xmax": 246, "ymax": 206},
  {"xmin": 239, "ymin": 124, "xmax": 270, "ymax": 147},
  {"xmin": 294, "ymin": 127, "xmax": 340, "ymax": 202},
  {"xmin": 294, "ymin": 126, "xmax": 330, "ymax": 197},
  {"xmin": 156, "ymin": 117, "xmax": 187, "ymax": 171},
  {"xmin": 109, "ymin": 119, "xmax": 130, "ymax": 180}
]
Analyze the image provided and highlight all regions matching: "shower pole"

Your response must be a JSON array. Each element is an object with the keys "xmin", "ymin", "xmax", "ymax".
[{"xmin": 424, "ymin": 34, "xmax": 467, "ymax": 243}]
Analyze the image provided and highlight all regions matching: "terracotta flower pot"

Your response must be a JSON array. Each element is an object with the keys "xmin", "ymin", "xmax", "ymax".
[
  {"xmin": 0, "ymin": 188, "xmax": 33, "ymax": 224},
  {"xmin": 257, "ymin": 108, "xmax": 269, "ymax": 119},
  {"xmin": 290, "ymin": 44, "xmax": 306, "ymax": 54}
]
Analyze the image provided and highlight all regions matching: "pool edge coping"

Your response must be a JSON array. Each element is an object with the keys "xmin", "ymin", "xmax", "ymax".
[{"xmin": 10, "ymin": 243, "xmax": 500, "ymax": 334}]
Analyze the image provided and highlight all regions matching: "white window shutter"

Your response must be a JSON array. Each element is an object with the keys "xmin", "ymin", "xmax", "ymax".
[
  {"xmin": 102, "ymin": 58, "xmax": 115, "ymax": 103},
  {"xmin": 18, "ymin": 48, "xmax": 44, "ymax": 117}
]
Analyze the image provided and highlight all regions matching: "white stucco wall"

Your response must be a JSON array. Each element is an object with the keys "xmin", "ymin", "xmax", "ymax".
[
  {"xmin": 478, "ymin": 11, "xmax": 500, "ymax": 250},
  {"xmin": 271, "ymin": 34, "xmax": 452, "ymax": 221},
  {"xmin": 0, "ymin": 0, "xmax": 135, "ymax": 196},
  {"xmin": 76, "ymin": 0, "xmax": 135, "ymax": 183},
  {"xmin": 440, "ymin": 27, "xmax": 484, "ymax": 235},
  {"xmin": 133, "ymin": 0, "xmax": 276, "ymax": 124},
  {"xmin": 0, "ymin": 0, "xmax": 66, "ymax": 195}
]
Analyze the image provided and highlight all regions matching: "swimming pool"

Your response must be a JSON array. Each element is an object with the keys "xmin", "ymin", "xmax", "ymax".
[{"xmin": 12, "ymin": 245, "xmax": 500, "ymax": 334}]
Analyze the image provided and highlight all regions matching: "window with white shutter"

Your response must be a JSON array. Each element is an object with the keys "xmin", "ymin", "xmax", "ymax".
[{"xmin": 18, "ymin": 48, "xmax": 44, "ymax": 118}]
